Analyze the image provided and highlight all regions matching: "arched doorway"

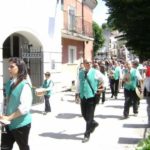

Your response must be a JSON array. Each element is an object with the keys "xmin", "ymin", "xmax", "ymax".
[{"xmin": 3, "ymin": 32, "xmax": 43, "ymax": 104}]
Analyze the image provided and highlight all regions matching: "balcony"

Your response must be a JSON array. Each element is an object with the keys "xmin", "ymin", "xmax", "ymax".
[
  {"xmin": 62, "ymin": 11, "xmax": 93, "ymax": 41},
  {"xmin": 83, "ymin": 0, "xmax": 97, "ymax": 9}
]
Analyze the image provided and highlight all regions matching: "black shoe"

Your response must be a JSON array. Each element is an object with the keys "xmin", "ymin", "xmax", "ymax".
[
  {"xmin": 111, "ymin": 95, "xmax": 113, "ymax": 98},
  {"xmin": 90, "ymin": 122, "xmax": 99, "ymax": 133},
  {"xmin": 82, "ymin": 136, "xmax": 90, "ymax": 143},
  {"xmin": 123, "ymin": 115, "xmax": 129, "ymax": 119}
]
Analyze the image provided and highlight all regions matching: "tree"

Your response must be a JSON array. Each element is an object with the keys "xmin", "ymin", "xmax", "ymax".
[
  {"xmin": 93, "ymin": 21, "xmax": 105, "ymax": 56},
  {"xmin": 103, "ymin": 0, "xmax": 150, "ymax": 61}
]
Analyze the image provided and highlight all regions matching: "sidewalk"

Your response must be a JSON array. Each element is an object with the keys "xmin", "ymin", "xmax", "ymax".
[{"xmin": 13, "ymin": 89, "xmax": 149, "ymax": 150}]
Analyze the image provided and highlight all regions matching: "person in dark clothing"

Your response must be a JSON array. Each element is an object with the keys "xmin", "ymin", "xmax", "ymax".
[{"xmin": 98, "ymin": 64, "xmax": 108, "ymax": 104}]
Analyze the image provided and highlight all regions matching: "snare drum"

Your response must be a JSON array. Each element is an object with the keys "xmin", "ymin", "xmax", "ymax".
[{"xmin": 35, "ymin": 88, "xmax": 46, "ymax": 97}]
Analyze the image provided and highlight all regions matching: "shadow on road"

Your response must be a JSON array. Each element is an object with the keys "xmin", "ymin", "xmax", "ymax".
[
  {"xmin": 105, "ymin": 105, "xmax": 124, "ymax": 109},
  {"xmin": 118, "ymin": 137, "xmax": 142, "ymax": 144},
  {"xmin": 95, "ymin": 114, "xmax": 122, "ymax": 120},
  {"xmin": 123, "ymin": 123, "xmax": 149, "ymax": 129},
  {"xmin": 56, "ymin": 113, "xmax": 82, "ymax": 119},
  {"xmin": 39, "ymin": 131, "xmax": 83, "ymax": 140}
]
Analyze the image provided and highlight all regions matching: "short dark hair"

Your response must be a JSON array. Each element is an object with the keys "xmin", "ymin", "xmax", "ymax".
[
  {"xmin": 83, "ymin": 59, "xmax": 91, "ymax": 64},
  {"xmin": 45, "ymin": 72, "xmax": 51, "ymax": 76},
  {"xmin": 132, "ymin": 60, "xmax": 139, "ymax": 67}
]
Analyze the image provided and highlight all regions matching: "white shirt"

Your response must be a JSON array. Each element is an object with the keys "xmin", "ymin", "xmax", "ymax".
[
  {"xmin": 27, "ymin": 74, "xmax": 32, "ymax": 86},
  {"xmin": 136, "ymin": 69, "xmax": 142, "ymax": 80},
  {"xmin": 95, "ymin": 69, "xmax": 105, "ymax": 82},
  {"xmin": 19, "ymin": 83, "xmax": 33, "ymax": 115},
  {"xmin": 11, "ymin": 78, "xmax": 32, "ymax": 115}
]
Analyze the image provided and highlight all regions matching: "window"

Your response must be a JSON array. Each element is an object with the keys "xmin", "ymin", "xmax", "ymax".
[
  {"xmin": 3, "ymin": 35, "xmax": 19, "ymax": 58},
  {"xmin": 68, "ymin": 46, "xmax": 76, "ymax": 64},
  {"xmin": 51, "ymin": 59, "xmax": 55, "ymax": 70},
  {"xmin": 68, "ymin": 6, "xmax": 76, "ymax": 31},
  {"xmin": 13, "ymin": 36, "xmax": 19, "ymax": 57},
  {"xmin": 3, "ymin": 37, "xmax": 11, "ymax": 58}
]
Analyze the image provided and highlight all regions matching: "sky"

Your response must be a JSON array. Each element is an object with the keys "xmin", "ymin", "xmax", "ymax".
[{"xmin": 93, "ymin": 0, "xmax": 109, "ymax": 26}]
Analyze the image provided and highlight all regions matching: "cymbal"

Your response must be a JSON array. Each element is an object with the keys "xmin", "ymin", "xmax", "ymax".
[{"xmin": 135, "ymin": 87, "xmax": 143, "ymax": 99}]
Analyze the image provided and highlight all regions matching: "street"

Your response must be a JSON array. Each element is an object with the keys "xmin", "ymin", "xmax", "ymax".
[{"xmin": 13, "ymin": 89, "xmax": 149, "ymax": 150}]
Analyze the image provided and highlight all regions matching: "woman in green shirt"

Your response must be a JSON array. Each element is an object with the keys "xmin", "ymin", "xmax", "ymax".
[{"xmin": 1, "ymin": 57, "xmax": 33, "ymax": 150}]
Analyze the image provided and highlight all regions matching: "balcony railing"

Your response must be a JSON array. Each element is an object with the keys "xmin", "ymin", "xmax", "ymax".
[{"xmin": 62, "ymin": 11, "xmax": 93, "ymax": 38}]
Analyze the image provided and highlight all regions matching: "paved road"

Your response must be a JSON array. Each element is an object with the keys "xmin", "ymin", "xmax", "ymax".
[{"xmin": 13, "ymin": 89, "xmax": 149, "ymax": 150}]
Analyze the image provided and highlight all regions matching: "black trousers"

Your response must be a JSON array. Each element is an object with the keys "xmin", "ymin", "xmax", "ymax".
[
  {"xmin": 1, "ymin": 123, "xmax": 31, "ymax": 150},
  {"xmin": 110, "ymin": 79, "xmax": 119, "ymax": 97},
  {"xmin": 80, "ymin": 97, "xmax": 97, "ymax": 137},
  {"xmin": 101, "ymin": 88, "xmax": 106, "ymax": 103},
  {"xmin": 123, "ymin": 89, "xmax": 139, "ymax": 117},
  {"xmin": 44, "ymin": 95, "xmax": 51, "ymax": 112}
]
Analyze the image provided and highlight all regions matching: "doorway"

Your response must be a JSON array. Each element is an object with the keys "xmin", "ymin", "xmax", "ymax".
[{"xmin": 3, "ymin": 33, "xmax": 43, "ymax": 104}]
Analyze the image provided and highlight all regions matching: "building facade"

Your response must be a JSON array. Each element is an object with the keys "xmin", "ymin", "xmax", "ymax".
[
  {"xmin": 0, "ymin": 0, "xmax": 62, "ymax": 105},
  {"xmin": 61, "ymin": 0, "xmax": 97, "ymax": 86}
]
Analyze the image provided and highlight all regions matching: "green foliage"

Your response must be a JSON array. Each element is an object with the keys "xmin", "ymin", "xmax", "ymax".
[
  {"xmin": 103, "ymin": 0, "xmax": 150, "ymax": 60},
  {"xmin": 102, "ymin": 23, "xmax": 108, "ymax": 30},
  {"xmin": 102, "ymin": 23, "xmax": 112, "ymax": 31},
  {"xmin": 93, "ymin": 21, "xmax": 105, "ymax": 56},
  {"xmin": 136, "ymin": 135, "xmax": 150, "ymax": 150}
]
